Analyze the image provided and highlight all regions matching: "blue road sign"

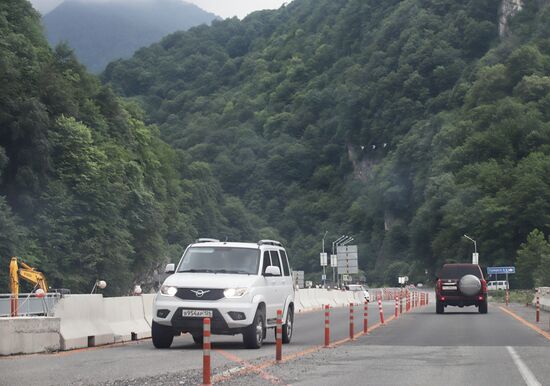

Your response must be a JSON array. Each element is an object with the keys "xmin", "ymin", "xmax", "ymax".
[{"xmin": 487, "ymin": 266, "xmax": 515, "ymax": 275}]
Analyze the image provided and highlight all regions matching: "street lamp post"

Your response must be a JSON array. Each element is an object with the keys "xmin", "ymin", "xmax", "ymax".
[{"xmin": 463, "ymin": 234, "xmax": 478, "ymax": 264}]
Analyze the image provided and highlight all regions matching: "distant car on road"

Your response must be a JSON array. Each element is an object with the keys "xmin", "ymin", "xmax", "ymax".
[
  {"xmin": 487, "ymin": 280, "xmax": 509, "ymax": 291},
  {"xmin": 435, "ymin": 263, "xmax": 488, "ymax": 314},
  {"xmin": 347, "ymin": 284, "xmax": 370, "ymax": 302}
]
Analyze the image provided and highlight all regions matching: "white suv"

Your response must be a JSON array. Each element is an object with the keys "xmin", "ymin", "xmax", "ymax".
[{"xmin": 152, "ymin": 239, "xmax": 295, "ymax": 349}]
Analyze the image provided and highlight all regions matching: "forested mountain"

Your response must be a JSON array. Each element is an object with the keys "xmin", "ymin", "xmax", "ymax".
[
  {"xmin": 0, "ymin": 0, "xmax": 257, "ymax": 294},
  {"xmin": 104, "ymin": 0, "xmax": 550, "ymax": 287},
  {"xmin": 42, "ymin": 0, "xmax": 218, "ymax": 73},
  {"xmin": 2, "ymin": 0, "xmax": 549, "ymax": 293}
]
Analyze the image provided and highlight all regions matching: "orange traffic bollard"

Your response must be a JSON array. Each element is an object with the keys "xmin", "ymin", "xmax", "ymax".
[
  {"xmin": 349, "ymin": 303, "xmax": 354, "ymax": 339},
  {"xmin": 506, "ymin": 289, "xmax": 509, "ymax": 307},
  {"xmin": 203, "ymin": 318, "xmax": 211, "ymax": 385},
  {"xmin": 536, "ymin": 292, "xmax": 540, "ymax": 323},
  {"xmin": 378, "ymin": 295, "xmax": 385, "ymax": 325},
  {"xmin": 363, "ymin": 301, "xmax": 368, "ymax": 334},
  {"xmin": 324, "ymin": 305, "xmax": 330, "ymax": 347},
  {"xmin": 276, "ymin": 309, "xmax": 282, "ymax": 361},
  {"xmin": 394, "ymin": 296, "xmax": 399, "ymax": 318}
]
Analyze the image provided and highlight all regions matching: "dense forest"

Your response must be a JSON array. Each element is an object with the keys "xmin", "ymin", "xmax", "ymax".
[
  {"xmin": 0, "ymin": 0, "xmax": 255, "ymax": 294},
  {"xmin": 42, "ymin": 0, "xmax": 218, "ymax": 73},
  {"xmin": 104, "ymin": 0, "xmax": 550, "ymax": 288},
  {"xmin": 1, "ymin": 0, "xmax": 550, "ymax": 294}
]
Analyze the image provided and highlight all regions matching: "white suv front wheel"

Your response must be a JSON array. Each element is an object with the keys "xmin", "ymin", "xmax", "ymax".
[
  {"xmin": 282, "ymin": 306, "xmax": 293, "ymax": 344},
  {"xmin": 243, "ymin": 308, "xmax": 265, "ymax": 349}
]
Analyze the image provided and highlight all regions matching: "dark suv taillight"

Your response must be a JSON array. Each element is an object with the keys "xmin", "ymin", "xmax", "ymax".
[{"xmin": 481, "ymin": 279, "xmax": 487, "ymax": 293}]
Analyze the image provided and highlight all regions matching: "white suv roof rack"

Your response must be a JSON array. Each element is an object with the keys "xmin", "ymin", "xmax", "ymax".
[
  {"xmin": 258, "ymin": 239, "xmax": 282, "ymax": 247},
  {"xmin": 195, "ymin": 238, "xmax": 220, "ymax": 243}
]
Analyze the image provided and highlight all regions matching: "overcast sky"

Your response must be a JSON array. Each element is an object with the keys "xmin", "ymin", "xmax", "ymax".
[{"xmin": 29, "ymin": 0, "xmax": 293, "ymax": 18}]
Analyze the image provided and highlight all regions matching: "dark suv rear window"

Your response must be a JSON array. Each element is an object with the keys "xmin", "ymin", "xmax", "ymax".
[{"xmin": 439, "ymin": 265, "xmax": 482, "ymax": 279}]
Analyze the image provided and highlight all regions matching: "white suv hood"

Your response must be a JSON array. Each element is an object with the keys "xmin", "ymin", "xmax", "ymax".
[{"xmin": 163, "ymin": 273, "xmax": 259, "ymax": 289}]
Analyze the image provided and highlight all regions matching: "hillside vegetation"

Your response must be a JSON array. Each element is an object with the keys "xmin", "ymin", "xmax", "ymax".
[
  {"xmin": 105, "ymin": 0, "xmax": 550, "ymax": 287},
  {"xmin": 43, "ymin": 0, "xmax": 218, "ymax": 72},
  {"xmin": 0, "ymin": 0, "xmax": 247, "ymax": 294},
  {"xmin": 2, "ymin": 0, "xmax": 550, "ymax": 293}
]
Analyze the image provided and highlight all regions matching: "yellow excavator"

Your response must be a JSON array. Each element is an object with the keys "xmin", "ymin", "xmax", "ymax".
[{"xmin": 9, "ymin": 256, "xmax": 48, "ymax": 316}]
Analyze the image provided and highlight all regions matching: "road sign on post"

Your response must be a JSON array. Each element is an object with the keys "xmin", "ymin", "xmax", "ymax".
[
  {"xmin": 472, "ymin": 252, "xmax": 479, "ymax": 264},
  {"xmin": 337, "ymin": 245, "xmax": 359, "ymax": 274},
  {"xmin": 487, "ymin": 267, "xmax": 515, "ymax": 275},
  {"xmin": 320, "ymin": 252, "xmax": 328, "ymax": 267}
]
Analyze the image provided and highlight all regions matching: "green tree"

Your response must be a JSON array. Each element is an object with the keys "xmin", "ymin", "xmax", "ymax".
[{"xmin": 515, "ymin": 230, "xmax": 550, "ymax": 289}]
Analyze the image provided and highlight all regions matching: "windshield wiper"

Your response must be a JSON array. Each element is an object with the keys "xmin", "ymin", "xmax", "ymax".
[{"xmin": 179, "ymin": 269, "xmax": 216, "ymax": 273}]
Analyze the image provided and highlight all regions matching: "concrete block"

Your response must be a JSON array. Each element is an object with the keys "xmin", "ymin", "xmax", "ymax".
[
  {"xmin": 53, "ymin": 294, "xmax": 114, "ymax": 350},
  {"xmin": 141, "ymin": 294, "xmax": 155, "ymax": 326},
  {"xmin": 0, "ymin": 317, "xmax": 60, "ymax": 356},
  {"xmin": 104, "ymin": 297, "xmax": 150, "ymax": 342},
  {"xmin": 297, "ymin": 289, "xmax": 316, "ymax": 310},
  {"xmin": 293, "ymin": 290, "xmax": 304, "ymax": 313}
]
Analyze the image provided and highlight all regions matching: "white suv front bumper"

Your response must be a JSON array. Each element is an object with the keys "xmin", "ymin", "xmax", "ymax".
[{"xmin": 153, "ymin": 294, "xmax": 259, "ymax": 332}]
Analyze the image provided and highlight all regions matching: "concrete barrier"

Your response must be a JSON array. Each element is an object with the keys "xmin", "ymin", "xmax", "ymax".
[
  {"xmin": 293, "ymin": 290, "xmax": 304, "ymax": 313},
  {"xmin": 53, "ymin": 294, "xmax": 114, "ymax": 350},
  {"xmin": 315, "ymin": 289, "xmax": 334, "ymax": 308},
  {"xmin": 299, "ymin": 289, "xmax": 319, "ymax": 309},
  {"xmin": 141, "ymin": 294, "xmax": 155, "ymax": 326},
  {"xmin": 326, "ymin": 290, "xmax": 340, "ymax": 307},
  {"xmin": 0, "ymin": 317, "xmax": 60, "ymax": 355},
  {"xmin": 104, "ymin": 297, "xmax": 151, "ymax": 342}
]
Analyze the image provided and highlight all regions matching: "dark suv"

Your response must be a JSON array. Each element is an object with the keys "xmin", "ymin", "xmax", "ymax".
[{"xmin": 435, "ymin": 264, "xmax": 487, "ymax": 314}]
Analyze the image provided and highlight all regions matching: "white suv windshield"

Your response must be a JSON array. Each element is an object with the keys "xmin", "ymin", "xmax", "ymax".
[{"xmin": 177, "ymin": 247, "xmax": 260, "ymax": 274}]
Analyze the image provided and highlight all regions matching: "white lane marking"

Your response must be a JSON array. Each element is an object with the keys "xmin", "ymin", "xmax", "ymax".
[{"xmin": 506, "ymin": 346, "xmax": 542, "ymax": 386}]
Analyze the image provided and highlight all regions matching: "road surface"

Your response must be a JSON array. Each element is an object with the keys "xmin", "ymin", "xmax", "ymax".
[{"xmin": 1, "ymin": 299, "xmax": 549, "ymax": 385}]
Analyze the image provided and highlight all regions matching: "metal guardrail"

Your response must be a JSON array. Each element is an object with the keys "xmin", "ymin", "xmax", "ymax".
[{"xmin": 0, "ymin": 293, "xmax": 62, "ymax": 317}]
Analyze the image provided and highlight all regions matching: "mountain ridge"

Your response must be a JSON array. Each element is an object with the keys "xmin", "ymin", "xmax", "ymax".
[{"xmin": 43, "ymin": 0, "xmax": 219, "ymax": 72}]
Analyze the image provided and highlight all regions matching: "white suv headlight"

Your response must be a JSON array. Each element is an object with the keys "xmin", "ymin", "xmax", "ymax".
[
  {"xmin": 160, "ymin": 285, "xmax": 178, "ymax": 296},
  {"xmin": 224, "ymin": 287, "xmax": 248, "ymax": 298}
]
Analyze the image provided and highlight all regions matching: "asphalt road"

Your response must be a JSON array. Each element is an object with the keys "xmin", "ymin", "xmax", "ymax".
[
  {"xmin": 220, "ymin": 301, "xmax": 550, "ymax": 386},
  {"xmin": 0, "ymin": 301, "xmax": 397, "ymax": 386},
  {"xmin": 3, "ymin": 299, "xmax": 548, "ymax": 386}
]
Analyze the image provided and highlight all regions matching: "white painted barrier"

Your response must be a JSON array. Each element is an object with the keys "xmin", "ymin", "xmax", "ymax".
[
  {"xmin": 0, "ymin": 317, "xmax": 60, "ymax": 355},
  {"xmin": 104, "ymin": 296, "xmax": 151, "ymax": 342},
  {"xmin": 299, "ymin": 289, "xmax": 318, "ymax": 310},
  {"xmin": 314, "ymin": 289, "xmax": 333, "ymax": 308},
  {"xmin": 328, "ymin": 289, "xmax": 342, "ymax": 307},
  {"xmin": 293, "ymin": 290, "xmax": 304, "ymax": 313},
  {"xmin": 142, "ymin": 294, "xmax": 155, "ymax": 326},
  {"xmin": 53, "ymin": 294, "xmax": 114, "ymax": 350}
]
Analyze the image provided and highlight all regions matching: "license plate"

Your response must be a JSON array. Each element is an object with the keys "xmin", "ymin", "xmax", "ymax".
[
  {"xmin": 443, "ymin": 285, "xmax": 457, "ymax": 290},
  {"xmin": 181, "ymin": 309, "xmax": 213, "ymax": 318}
]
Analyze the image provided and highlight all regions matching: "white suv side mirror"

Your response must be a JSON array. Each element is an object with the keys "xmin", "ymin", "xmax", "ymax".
[
  {"xmin": 264, "ymin": 266, "xmax": 281, "ymax": 276},
  {"xmin": 165, "ymin": 263, "xmax": 175, "ymax": 274}
]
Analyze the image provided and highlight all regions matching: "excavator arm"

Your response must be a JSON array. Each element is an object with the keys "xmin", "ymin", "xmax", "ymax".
[{"xmin": 9, "ymin": 257, "xmax": 48, "ymax": 316}]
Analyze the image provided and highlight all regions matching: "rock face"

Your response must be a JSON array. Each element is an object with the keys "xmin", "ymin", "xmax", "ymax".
[{"xmin": 499, "ymin": 0, "xmax": 523, "ymax": 37}]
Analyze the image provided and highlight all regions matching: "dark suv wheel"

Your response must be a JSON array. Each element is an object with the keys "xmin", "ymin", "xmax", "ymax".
[
  {"xmin": 436, "ymin": 300, "xmax": 444, "ymax": 314},
  {"xmin": 192, "ymin": 333, "xmax": 203, "ymax": 345},
  {"xmin": 479, "ymin": 299, "xmax": 488, "ymax": 314}
]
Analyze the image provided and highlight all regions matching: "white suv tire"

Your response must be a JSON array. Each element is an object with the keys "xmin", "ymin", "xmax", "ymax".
[
  {"xmin": 152, "ymin": 321, "xmax": 174, "ymax": 349},
  {"xmin": 243, "ymin": 307, "xmax": 265, "ymax": 349},
  {"xmin": 282, "ymin": 305, "xmax": 294, "ymax": 344}
]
